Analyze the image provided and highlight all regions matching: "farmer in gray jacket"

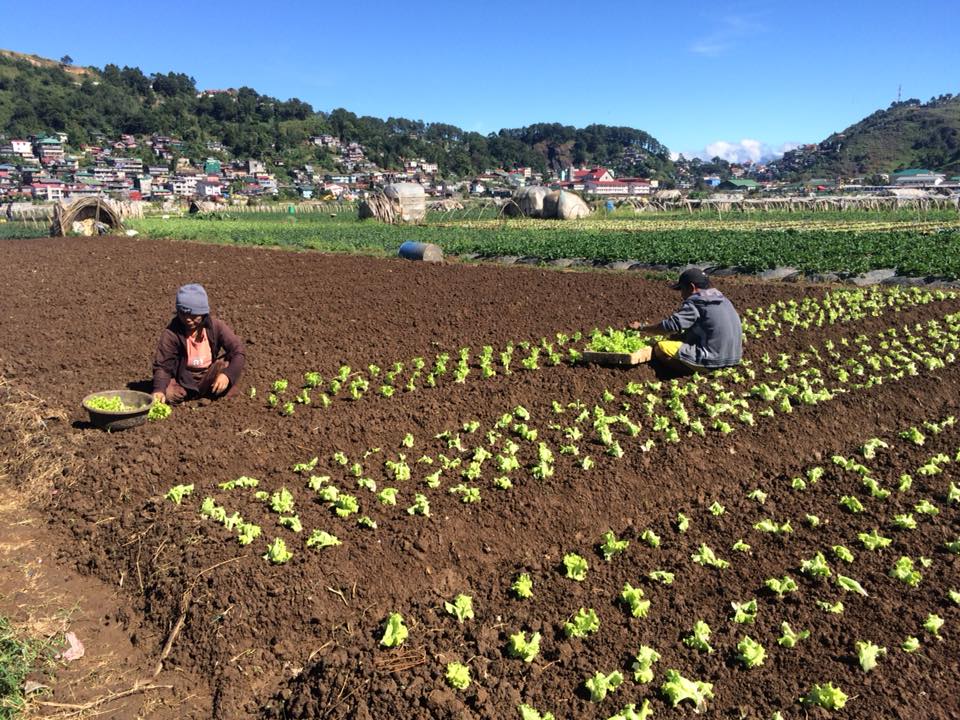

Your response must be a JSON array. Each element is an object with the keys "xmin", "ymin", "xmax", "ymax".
[{"xmin": 631, "ymin": 268, "xmax": 742, "ymax": 372}]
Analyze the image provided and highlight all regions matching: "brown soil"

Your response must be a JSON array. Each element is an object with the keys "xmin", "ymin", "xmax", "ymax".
[{"xmin": 0, "ymin": 235, "xmax": 958, "ymax": 719}]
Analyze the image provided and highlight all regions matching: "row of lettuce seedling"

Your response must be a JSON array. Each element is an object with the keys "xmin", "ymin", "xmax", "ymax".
[
  {"xmin": 254, "ymin": 286, "xmax": 957, "ymax": 417},
  {"xmin": 367, "ymin": 416, "xmax": 959, "ymax": 718}
]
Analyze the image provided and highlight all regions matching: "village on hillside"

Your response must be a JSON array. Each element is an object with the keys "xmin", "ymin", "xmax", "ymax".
[{"xmin": 2, "ymin": 129, "xmax": 959, "ymax": 207}]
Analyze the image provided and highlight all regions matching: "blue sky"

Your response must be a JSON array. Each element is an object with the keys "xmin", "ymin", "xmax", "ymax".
[{"xmin": 4, "ymin": 0, "xmax": 959, "ymax": 162}]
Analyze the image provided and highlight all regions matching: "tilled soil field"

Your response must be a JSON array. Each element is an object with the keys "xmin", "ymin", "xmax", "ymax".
[{"xmin": 1, "ymin": 235, "xmax": 959, "ymax": 719}]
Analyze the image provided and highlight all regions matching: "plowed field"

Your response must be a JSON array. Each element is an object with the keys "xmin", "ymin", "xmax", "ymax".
[{"xmin": 1, "ymin": 236, "xmax": 958, "ymax": 719}]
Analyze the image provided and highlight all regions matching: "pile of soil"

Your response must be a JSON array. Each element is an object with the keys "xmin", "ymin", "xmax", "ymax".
[{"xmin": 0, "ymin": 236, "xmax": 957, "ymax": 719}]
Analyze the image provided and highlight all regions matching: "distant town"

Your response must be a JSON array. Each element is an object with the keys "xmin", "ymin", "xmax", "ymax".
[{"xmin": 2, "ymin": 130, "xmax": 959, "ymax": 206}]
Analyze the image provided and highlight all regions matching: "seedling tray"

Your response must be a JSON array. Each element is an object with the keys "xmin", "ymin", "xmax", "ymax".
[{"xmin": 581, "ymin": 347, "xmax": 653, "ymax": 366}]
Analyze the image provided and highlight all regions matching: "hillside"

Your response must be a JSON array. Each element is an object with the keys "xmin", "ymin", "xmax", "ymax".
[
  {"xmin": 771, "ymin": 94, "xmax": 960, "ymax": 178},
  {"xmin": 0, "ymin": 49, "xmax": 673, "ymax": 179}
]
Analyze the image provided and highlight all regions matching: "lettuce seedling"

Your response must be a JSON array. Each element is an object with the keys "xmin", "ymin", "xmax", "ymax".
[
  {"xmin": 832, "ymin": 545, "xmax": 855, "ymax": 563},
  {"xmin": 600, "ymin": 531, "xmax": 629, "ymax": 561},
  {"xmin": 708, "ymin": 501, "xmax": 725, "ymax": 516},
  {"xmin": 914, "ymin": 499, "xmax": 939, "ymax": 516},
  {"xmin": 950, "ymin": 589, "xmax": 960, "ymax": 605},
  {"xmin": 898, "ymin": 426, "xmax": 925, "ymax": 445},
  {"xmin": 237, "ymin": 522, "xmax": 261, "ymax": 546},
  {"xmin": 407, "ymin": 494, "xmax": 430, "ymax": 517},
  {"xmin": 278, "ymin": 515, "xmax": 302, "ymax": 533},
  {"xmin": 660, "ymin": 669, "xmax": 714, "ymax": 710},
  {"xmin": 801, "ymin": 552, "xmax": 831, "ymax": 578},
  {"xmin": 901, "ymin": 636, "xmax": 921, "ymax": 653},
  {"xmin": 148, "ymin": 400, "xmax": 172, "ymax": 421},
  {"xmin": 631, "ymin": 645, "xmax": 660, "ymax": 683},
  {"xmin": 648, "ymin": 569, "xmax": 675, "ymax": 585},
  {"xmin": 737, "ymin": 636, "xmax": 766, "ymax": 668},
  {"xmin": 584, "ymin": 670, "xmax": 623, "ymax": 703},
  {"xmin": 946, "ymin": 539, "xmax": 960, "ymax": 555},
  {"xmin": 731, "ymin": 599, "xmax": 758, "ymax": 624},
  {"xmin": 269, "ymin": 487, "xmax": 295, "ymax": 514},
  {"xmin": 607, "ymin": 701, "xmax": 653, "ymax": 720},
  {"xmin": 778, "ymin": 622, "xmax": 810, "ymax": 648},
  {"xmin": 444, "ymin": 594, "xmax": 474, "ymax": 623},
  {"xmin": 676, "ymin": 512, "xmax": 690, "ymax": 532},
  {"xmin": 893, "ymin": 513, "xmax": 917, "ymax": 530},
  {"xmin": 691, "ymin": 544, "xmax": 729, "ymax": 569},
  {"xmin": 563, "ymin": 553, "xmax": 589, "ymax": 581},
  {"xmin": 620, "ymin": 583, "xmax": 650, "ymax": 618},
  {"xmin": 747, "ymin": 488, "xmax": 768, "ymax": 504},
  {"xmin": 890, "ymin": 556, "xmax": 922, "ymax": 587},
  {"xmin": 837, "ymin": 574, "xmax": 868, "ymax": 596},
  {"xmin": 271, "ymin": 379, "xmax": 288, "ymax": 393},
  {"xmin": 683, "ymin": 620, "xmax": 713, "ymax": 653},
  {"xmin": 263, "ymin": 538, "xmax": 292, "ymax": 564},
  {"xmin": 377, "ymin": 487, "xmax": 398, "ymax": 505},
  {"xmin": 948, "ymin": 482, "xmax": 960, "ymax": 505},
  {"xmin": 165, "ymin": 484, "xmax": 194, "ymax": 504},
  {"xmin": 839, "ymin": 495, "xmax": 865, "ymax": 513},
  {"xmin": 220, "ymin": 476, "xmax": 259, "ymax": 490},
  {"xmin": 816, "ymin": 599, "xmax": 844, "ymax": 614},
  {"xmin": 317, "ymin": 485, "xmax": 340, "ymax": 503},
  {"xmin": 923, "ymin": 613, "xmax": 944, "ymax": 639},
  {"xmin": 732, "ymin": 538, "xmax": 751, "ymax": 553},
  {"xmin": 507, "ymin": 631, "xmax": 540, "ymax": 663},
  {"xmin": 800, "ymin": 683, "xmax": 848, "ymax": 710},
  {"xmin": 511, "ymin": 573, "xmax": 533, "ymax": 599},
  {"xmin": 380, "ymin": 613, "xmax": 408, "ymax": 647},
  {"xmin": 445, "ymin": 662, "xmax": 471, "ymax": 690},
  {"xmin": 640, "ymin": 529, "xmax": 661, "ymax": 548},
  {"xmin": 334, "ymin": 494, "xmax": 359, "ymax": 517},
  {"xmin": 517, "ymin": 705, "xmax": 555, "ymax": 720},
  {"xmin": 564, "ymin": 607, "xmax": 600, "ymax": 638},
  {"xmin": 858, "ymin": 529, "xmax": 892, "ymax": 550},
  {"xmin": 753, "ymin": 518, "xmax": 793, "ymax": 534},
  {"xmin": 856, "ymin": 640, "xmax": 886, "ymax": 672},
  {"xmin": 897, "ymin": 473, "xmax": 913, "ymax": 492},
  {"xmin": 862, "ymin": 437, "xmax": 888, "ymax": 459},
  {"xmin": 306, "ymin": 530, "xmax": 341, "ymax": 549},
  {"xmin": 764, "ymin": 576, "xmax": 798, "ymax": 599}
]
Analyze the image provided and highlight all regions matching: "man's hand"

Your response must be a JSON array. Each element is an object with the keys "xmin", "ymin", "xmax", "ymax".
[
  {"xmin": 152, "ymin": 391, "xmax": 166, "ymax": 404},
  {"xmin": 211, "ymin": 372, "xmax": 230, "ymax": 395},
  {"xmin": 630, "ymin": 321, "xmax": 658, "ymax": 332}
]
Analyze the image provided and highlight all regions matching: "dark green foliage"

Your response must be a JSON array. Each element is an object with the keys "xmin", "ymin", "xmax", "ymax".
[
  {"xmin": 772, "ymin": 95, "xmax": 960, "ymax": 177},
  {"xmin": 0, "ymin": 53, "xmax": 673, "ymax": 179}
]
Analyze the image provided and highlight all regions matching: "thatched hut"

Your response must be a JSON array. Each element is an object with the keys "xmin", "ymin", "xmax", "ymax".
[
  {"xmin": 50, "ymin": 197, "xmax": 124, "ymax": 236},
  {"xmin": 189, "ymin": 200, "xmax": 220, "ymax": 214},
  {"xmin": 358, "ymin": 183, "xmax": 426, "ymax": 223}
]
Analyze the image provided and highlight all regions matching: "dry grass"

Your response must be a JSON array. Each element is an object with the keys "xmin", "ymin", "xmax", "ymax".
[{"xmin": 0, "ymin": 376, "xmax": 79, "ymax": 504}]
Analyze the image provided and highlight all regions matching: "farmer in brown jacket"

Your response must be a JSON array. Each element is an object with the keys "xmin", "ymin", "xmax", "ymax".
[{"xmin": 152, "ymin": 284, "xmax": 245, "ymax": 404}]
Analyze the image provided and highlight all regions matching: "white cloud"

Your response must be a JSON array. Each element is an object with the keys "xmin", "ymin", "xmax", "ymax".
[
  {"xmin": 684, "ymin": 139, "xmax": 802, "ymax": 164},
  {"xmin": 689, "ymin": 14, "xmax": 766, "ymax": 56}
]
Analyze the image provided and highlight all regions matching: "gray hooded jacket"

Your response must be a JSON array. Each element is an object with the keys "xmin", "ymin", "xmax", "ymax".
[{"xmin": 658, "ymin": 288, "xmax": 742, "ymax": 368}]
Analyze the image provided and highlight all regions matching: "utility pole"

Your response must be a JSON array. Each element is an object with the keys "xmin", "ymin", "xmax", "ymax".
[{"xmin": 897, "ymin": 84, "xmax": 901, "ymax": 103}]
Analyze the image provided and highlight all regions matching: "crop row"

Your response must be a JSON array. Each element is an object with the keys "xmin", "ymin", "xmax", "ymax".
[
  {"xmin": 257, "ymin": 286, "xmax": 957, "ymax": 416},
  {"xmin": 131, "ymin": 214, "xmax": 960, "ymax": 278},
  {"xmin": 167, "ymin": 307, "xmax": 960, "ymax": 563},
  {"xmin": 369, "ymin": 415, "xmax": 960, "ymax": 718}
]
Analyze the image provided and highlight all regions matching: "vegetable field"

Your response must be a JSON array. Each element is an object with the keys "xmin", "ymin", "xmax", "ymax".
[
  {"xmin": 0, "ymin": 235, "xmax": 958, "ymax": 719},
  {"xmin": 129, "ymin": 208, "xmax": 960, "ymax": 278}
]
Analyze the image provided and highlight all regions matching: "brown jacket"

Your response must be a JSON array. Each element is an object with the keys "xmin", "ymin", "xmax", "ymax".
[{"xmin": 152, "ymin": 316, "xmax": 246, "ymax": 394}]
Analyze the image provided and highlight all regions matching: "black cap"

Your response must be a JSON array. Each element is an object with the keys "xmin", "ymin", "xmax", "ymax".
[{"xmin": 672, "ymin": 267, "xmax": 711, "ymax": 290}]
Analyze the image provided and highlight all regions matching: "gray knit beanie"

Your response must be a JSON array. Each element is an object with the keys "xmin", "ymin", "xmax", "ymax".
[{"xmin": 175, "ymin": 284, "xmax": 210, "ymax": 315}]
